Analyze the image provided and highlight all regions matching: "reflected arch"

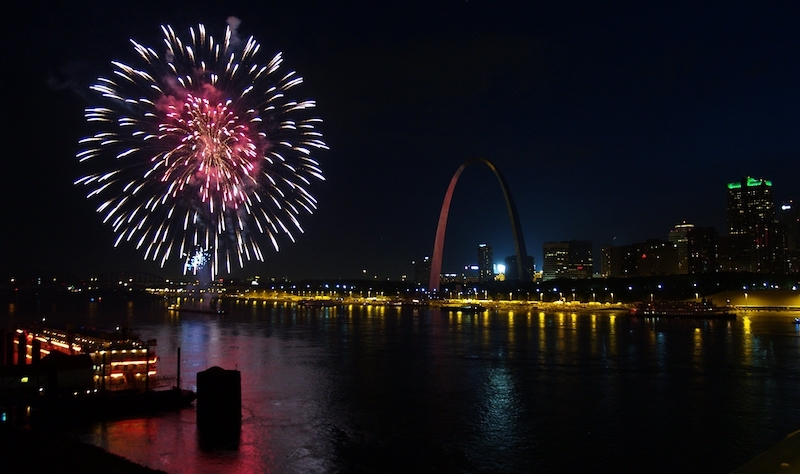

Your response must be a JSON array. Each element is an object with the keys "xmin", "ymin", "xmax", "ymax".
[{"xmin": 428, "ymin": 158, "xmax": 530, "ymax": 292}]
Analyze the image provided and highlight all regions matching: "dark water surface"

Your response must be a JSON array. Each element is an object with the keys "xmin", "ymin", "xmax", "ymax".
[{"xmin": 4, "ymin": 298, "xmax": 800, "ymax": 473}]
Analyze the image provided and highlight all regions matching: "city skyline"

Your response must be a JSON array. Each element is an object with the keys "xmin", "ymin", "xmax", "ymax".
[{"xmin": 3, "ymin": 1, "xmax": 799, "ymax": 281}]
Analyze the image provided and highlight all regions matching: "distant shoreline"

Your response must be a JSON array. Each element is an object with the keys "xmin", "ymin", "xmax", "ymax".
[{"xmin": 228, "ymin": 294, "xmax": 800, "ymax": 315}]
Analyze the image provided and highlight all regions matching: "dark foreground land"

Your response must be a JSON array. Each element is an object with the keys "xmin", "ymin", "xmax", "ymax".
[{"xmin": 0, "ymin": 425, "xmax": 164, "ymax": 474}]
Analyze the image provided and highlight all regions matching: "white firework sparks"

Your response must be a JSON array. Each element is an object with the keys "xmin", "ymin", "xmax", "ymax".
[{"xmin": 76, "ymin": 19, "xmax": 328, "ymax": 277}]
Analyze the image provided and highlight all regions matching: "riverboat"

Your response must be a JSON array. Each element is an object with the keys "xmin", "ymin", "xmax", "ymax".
[
  {"xmin": 168, "ymin": 305, "xmax": 227, "ymax": 315},
  {"xmin": 298, "ymin": 299, "xmax": 340, "ymax": 307},
  {"xmin": 629, "ymin": 302, "xmax": 736, "ymax": 320},
  {"xmin": 401, "ymin": 298, "xmax": 428, "ymax": 308},
  {"xmin": 439, "ymin": 303, "xmax": 487, "ymax": 312},
  {"xmin": 12, "ymin": 325, "xmax": 164, "ymax": 392},
  {"xmin": 3, "ymin": 326, "xmax": 197, "ymax": 419}
]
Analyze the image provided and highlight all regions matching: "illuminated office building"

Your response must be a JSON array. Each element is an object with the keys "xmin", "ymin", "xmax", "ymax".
[
  {"xmin": 668, "ymin": 223, "xmax": 693, "ymax": 275},
  {"xmin": 727, "ymin": 177, "xmax": 774, "ymax": 235},
  {"xmin": 668, "ymin": 222, "xmax": 718, "ymax": 275},
  {"xmin": 477, "ymin": 244, "xmax": 494, "ymax": 282},
  {"xmin": 722, "ymin": 177, "xmax": 780, "ymax": 273},
  {"xmin": 779, "ymin": 201, "xmax": 799, "ymax": 273},
  {"xmin": 543, "ymin": 241, "xmax": 592, "ymax": 280}
]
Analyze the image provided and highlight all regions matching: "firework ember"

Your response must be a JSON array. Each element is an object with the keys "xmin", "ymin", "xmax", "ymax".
[
  {"xmin": 184, "ymin": 246, "xmax": 211, "ymax": 276},
  {"xmin": 76, "ymin": 18, "xmax": 327, "ymax": 277}
]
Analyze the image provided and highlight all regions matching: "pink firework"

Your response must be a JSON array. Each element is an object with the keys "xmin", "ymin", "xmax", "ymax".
[{"xmin": 76, "ymin": 19, "xmax": 327, "ymax": 276}]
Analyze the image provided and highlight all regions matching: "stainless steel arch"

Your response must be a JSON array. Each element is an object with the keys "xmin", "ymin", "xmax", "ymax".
[{"xmin": 428, "ymin": 158, "xmax": 530, "ymax": 292}]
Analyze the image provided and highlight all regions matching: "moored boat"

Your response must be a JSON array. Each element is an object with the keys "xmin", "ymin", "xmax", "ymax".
[
  {"xmin": 169, "ymin": 306, "xmax": 227, "ymax": 314},
  {"xmin": 298, "ymin": 299, "xmax": 339, "ymax": 307},
  {"xmin": 3, "ymin": 325, "xmax": 197, "ymax": 419},
  {"xmin": 439, "ymin": 303, "xmax": 487, "ymax": 312},
  {"xmin": 11, "ymin": 325, "xmax": 166, "ymax": 393},
  {"xmin": 629, "ymin": 301, "xmax": 736, "ymax": 320}
]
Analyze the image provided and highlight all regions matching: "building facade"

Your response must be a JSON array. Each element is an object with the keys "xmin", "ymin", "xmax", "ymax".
[
  {"xmin": 668, "ymin": 222, "xmax": 718, "ymax": 275},
  {"xmin": 779, "ymin": 201, "xmax": 799, "ymax": 273},
  {"xmin": 413, "ymin": 256, "xmax": 431, "ymax": 286},
  {"xmin": 477, "ymin": 244, "xmax": 494, "ymax": 282},
  {"xmin": 602, "ymin": 239, "xmax": 681, "ymax": 277},
  {"xmin": 543, "ymin": 241, "xmax": 592, "ymax": 280},
  {"xmin": 504, "ymin": 254, "xmax": 535, "ymax": 281},
  {"xmin": 723, "ymin": 177, "xmax": 781, "ymax": 273}
]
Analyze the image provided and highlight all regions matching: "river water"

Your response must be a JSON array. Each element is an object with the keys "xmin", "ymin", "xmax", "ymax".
[{"xmin": 4, "ymin": 297, "xmax": 800, "ymax": 473}]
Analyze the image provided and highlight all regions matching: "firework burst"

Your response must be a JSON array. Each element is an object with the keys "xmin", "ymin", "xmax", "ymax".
[{"xmin": 76, "ymin": 19, "xmax": 327, "ymax": 277}]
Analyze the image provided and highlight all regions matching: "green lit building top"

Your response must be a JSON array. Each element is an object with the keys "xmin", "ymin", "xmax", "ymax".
[
  {"xmin": 727, "ymin": 176, "xmax": 775, "ymax": 236},
  {"xmin": 726, "ymin": 177, "xmax": 772, "ymax": 190}
]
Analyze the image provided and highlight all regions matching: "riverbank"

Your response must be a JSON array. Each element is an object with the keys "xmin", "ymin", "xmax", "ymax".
[{"xmin": 0, "ymin": 424, "xmax": 164, "ymax": 473}]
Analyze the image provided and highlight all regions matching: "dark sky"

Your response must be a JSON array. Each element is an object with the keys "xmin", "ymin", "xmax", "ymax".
[{"xmin": 3, "ymin": 1, "xmax": 799, "ymax": 281}]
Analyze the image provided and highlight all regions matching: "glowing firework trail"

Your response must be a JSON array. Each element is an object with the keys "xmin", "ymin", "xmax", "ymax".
[{"xmin": 76, "ymin": 19, "xmax": 327, "ymax": 276}]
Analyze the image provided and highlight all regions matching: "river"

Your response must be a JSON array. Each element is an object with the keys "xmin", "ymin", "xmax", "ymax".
[{"xmin": 4, "ymin": 297, "xmax": 800, "ymax": 473}]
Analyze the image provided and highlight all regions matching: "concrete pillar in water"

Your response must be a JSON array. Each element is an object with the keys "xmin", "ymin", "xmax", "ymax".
[
  {"xmin": 17, "ymin": 332, "xmax": 26, "ymax": 365},
  {"xmin": 31, "ymin": 339, "xmax": 41, "ymax": 365},
  {"xmin": 197, "ymin": 366, "xmax": 241, "ymax": 426},
  {"xmin": 196, "ymin": 366, "xmax": 241, "ymax": 448}
]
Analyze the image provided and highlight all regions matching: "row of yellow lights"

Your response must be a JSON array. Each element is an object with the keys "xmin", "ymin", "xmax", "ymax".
[
  {"xmin": 34, "ymin": 337, "xmax": 83, "ymax": 352},
  {"xmin": 30, "ymin": 335, "xmax": 150, "ymax": 355},
  {"xmin": 18, "ymin": 337, "xmax": 153, "ymax": 364},
  {"xmin": 107, "ymin": 371, "xmax": 157, "ymax": 378},
  {"xmin": 107, "ymin": 358, "xmax": 158, "ymax": 366}
]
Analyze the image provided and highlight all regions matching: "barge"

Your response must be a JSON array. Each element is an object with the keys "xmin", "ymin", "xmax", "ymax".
[
  {"xmin": 438, "ymin": 303, "xmax": 487, "ymax": 313},
  {"xmin": 629, "ymin": 301, "xmax": 736, "ymax": 320}
]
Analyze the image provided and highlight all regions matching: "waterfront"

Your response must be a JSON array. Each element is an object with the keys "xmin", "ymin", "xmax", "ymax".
[{"xmin": 3, "ymin": 297, "xmax": 800, "ymax": 473}]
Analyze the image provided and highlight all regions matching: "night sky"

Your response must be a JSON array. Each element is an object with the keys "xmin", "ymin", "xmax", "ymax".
[{"xmin": 3, "ymin": 1, "xmax": 799, "ymax": 281}]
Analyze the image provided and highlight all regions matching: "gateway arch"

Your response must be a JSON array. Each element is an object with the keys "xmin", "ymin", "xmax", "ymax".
[{"xmin": 428, "ymin": 158, "xmax": 531, "ymax": 293}]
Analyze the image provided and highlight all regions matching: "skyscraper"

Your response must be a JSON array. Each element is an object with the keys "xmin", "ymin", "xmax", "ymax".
[
  {"xmin": 668, "ymin": 222, "xmax": 718, "ymax": 275},
  {"xmin": 727, "ymin": 177, "xmax": 774, "ymax": 236},
  {"xmin": 723, "ymin": 177, "xmax": 779, "ymax": 273},
  {"xmin": 477, "ymin": 244, "xmax": 494, "ymax": 282},
  {"xmin": 543, "ymin": 241, "xmax": 592, "ymax": 280},
  {"xmin": 779, "ymin": 201, "xmax": 799, "ymax": 273},
  {"xmin": 542, "ymin": 242, "xmax": 569, "ymax": 280},
  {"xmin": 668, "ymin": 222, "xmax": 693, "ymax": 275}
]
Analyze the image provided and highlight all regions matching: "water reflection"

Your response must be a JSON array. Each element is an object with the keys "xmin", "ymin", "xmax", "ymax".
[{"xmin": 2, "ymin": 301, "xmax": 800, "ymax": 473}]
